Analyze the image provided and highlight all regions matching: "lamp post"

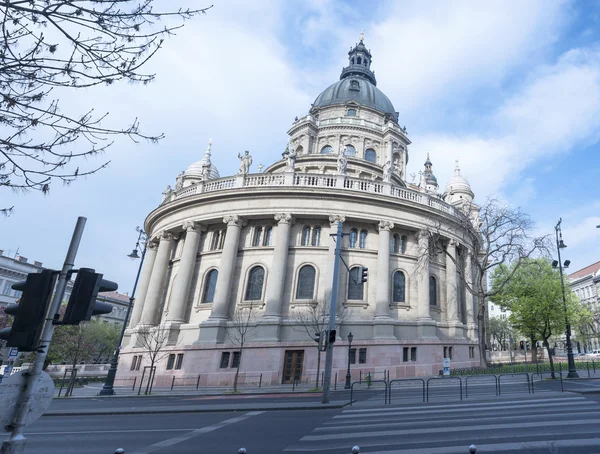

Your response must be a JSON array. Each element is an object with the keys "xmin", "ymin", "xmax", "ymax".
[
  {"xmin": 554, "ymin": 218, "xmax": 578, "ymax": 379},
  {"xmin": 345, "ymin": 332, "xmax": 354, "ymax": 389},
  {"xmin": 99, "ymin": 226, "xmax": 148, "ymax": 395}
]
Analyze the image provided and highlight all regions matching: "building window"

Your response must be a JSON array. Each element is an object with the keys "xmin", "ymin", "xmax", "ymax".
[
  {"xmin": 392, "ymin": 234, "xmax": 399, "ymax": 253},
  {"xmin": 296, "ymin": 265, "xmax": 316, "ymax": 300},
  {"xmin": 311, "ymin": 226, "xmax": 321, "ymax": 246},
  {"xmin": 245, "ymin": 266, "xmax": 265, "ymax": 301},
  {"xmin": 403, "ymin": 347, "xmax": 409, "ymax": 362},
  {"xmin": 253, "ymin": 227, "xmax": 263, "ymax": 247},
  {"xmin": 130, "ymin": 355, "xmax": 140, "ymax": 371},
  {"xmin": 301, "ymin": 226, "xmax": 311, "ymax": 246},
  {"xmin": 347, "ymin": 108, "xmax": 357, "ymax": 117},
  {"xmin": 429, "ymin": 276, "xmax": 437, "ymax": 306},
  {"xmin": 364, "ymin": 148, "xmax": 376, "ymax": 163},
  {"xmin": 469, "ymin": 347, "xmax": 475, "ymax": 359},
  {"xmin": 411, "ymin": 347, "xmax": 417, "ymax": 362},
  {"xmin": 231, "ymin": 351, "xmax": 241, "ymax": 368},
  {"xmin": 350, "ymin": 80, "xmax": 360, "ymax": 91},
  {"xmin": 444, "ymin": 347, "xmax": 453, "ymax": 360},
  {"xmin": 175, "ymin": 353, "xmax": 184, "ymax": 370},
  {"xmin": 320, "ymin": 145, "xmax": 333, "ymax": 154},
  {"xmin": 349, "ymin": 348, "xmax": 357, "ymax": 364},
  {"xmin": 400, "ymin": 235, "xmax": 407, "ymax": 253},
  {"xmin": 348, "ymin": 266, "xmax": 364, "ymax": 300},
  {"xmin": 166, "ymin": 354, "xmax": 176, "ymax": 370},
  {"xmin": 349, "ymin": 229, "xmax": 358, "ymax": 248},
  {"xmin": 345, "ymin": 144, "xmax": 357, "ymax": 157},
  {"xmin": 202, "ymin": 269, "xmax": 218, "ymax": 303},
  {"xmin": 392, "ymin": 271, "xmax": 406, "ymax": 303},
  {"xmin": 211, "ymin": 230, "xmax": 225, "ymax": 250},
  {"xmin": 359, "ymin": 230, "xmax": 367, "ymax": 249},
  {"xmin": 358, "ymin": 348, "xmax": 367, "ymax": 364},
  {"xmin": 253, "ymin": 226, "xmax": 273, "ymax": 247},
  {"xmin": 264, "ymin": 227, "xmax": 273, "ymax": 246},
  {"xmin": 220, "ymin": 352, "xmax": 230, "ymax": 368}
]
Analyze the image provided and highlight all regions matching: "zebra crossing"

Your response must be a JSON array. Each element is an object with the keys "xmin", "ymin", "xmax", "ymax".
[{"xmin": 284, "ymin": 395, "xmax": 600, "ymax": 453}]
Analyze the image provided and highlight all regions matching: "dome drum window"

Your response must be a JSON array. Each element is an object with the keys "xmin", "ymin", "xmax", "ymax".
[
  {"xmin": 252, "ymin": 226, "xmax": 273, "ymax": 247},
  {"xmin": 348, "ymin": 266, "xmax": 365, "ymax": 301},
  {"xmin": 392, "ymin": 271, "xmax": 406, "ymax": 303},
  {"xmin": 346, "ymin": 108, "xmax": 357, "ymax": 117},
  {"xmin": 320, "ymin": 145, "xmax": 333, "ymax": 155},
  {"xmin": 245, "ymin": 266, "xmax": 265, "ymax": 301},
  {"xmin": 300, "ymin": 225, "xmax": 322, "ymax": 247},
  {"xmin": 344, "ymin": 145, "xmax": 356, "ymax": 157},
  {"xmin": 296, "ymin": 265, "xmax": 316, "ymax": 300},
  {"xmin": 364, "ymin": 148, "xmax": 377, "ymax": 163},
  {"xmin": 202, "ymin": 269, "xmax": 218, "ymax": 304}
]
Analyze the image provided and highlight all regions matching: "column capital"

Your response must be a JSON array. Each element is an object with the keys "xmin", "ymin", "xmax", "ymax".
[
  {"xmin": 182, "ymin": 221, "xmax": 207, "ymax": 232},
  {"xmin": 147, "ymin": 240, "xmax": 159, "ymax": 251},
  {"xmin": 378, "ymin": 220, "xmax": 394, "ymax": 232},
  {"xmin": 328, "ymin": 214, "xmax": 346, "ymax": 225},
  {"xmin": 223, "ymin": 215, "xmax": 247, "ymax": 227},
  {"xmin": 447, "ymin": 238, "xmax": 458, "ymax": 249},
  {"xmin": 158, "ymin": 231, "xmax": 178, "ymax": 242},
  {"xmin": 417, "ymin": 229, "xmax": 429, "ymax": 241},
  {"xmin": 274, "ymin": 213, "xmax": 295, "ymax": 225}
]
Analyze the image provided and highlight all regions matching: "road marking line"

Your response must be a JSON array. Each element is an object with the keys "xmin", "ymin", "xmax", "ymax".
[
  {"xmin": 26, "ymin": 428, "xmax": 197, "ymax": 436},
  {"xmin": 128, "ymin": 411, "xmax": 263, "ymax": 454}
]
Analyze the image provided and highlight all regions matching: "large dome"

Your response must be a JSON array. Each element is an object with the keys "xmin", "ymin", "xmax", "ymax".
[{"xmin": 313, "ymin": 77, "xmax": 397, "ymax": 119}]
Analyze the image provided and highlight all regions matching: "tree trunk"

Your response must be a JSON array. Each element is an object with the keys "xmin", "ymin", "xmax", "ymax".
[
  {"xmin": 544, "ymin": 339, "xmax": 556, "ymax": 379},
  {"xmin": 233, "ymin": 348, "xmax": 242, "ymax": 392},
  {"xmin": 477, "ymin": 300, "xmax": 488, "ymax": 367},
  {"xmin": 315, "ymin": 349, "xmax": 322, "ymax": 389}
]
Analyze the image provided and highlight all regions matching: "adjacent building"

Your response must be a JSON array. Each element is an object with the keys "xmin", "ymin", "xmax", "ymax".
[
  {"xmin": 569, "ymin": 260, "xmax": 600, "ymax": 351},
  {"xmin": 118, "ymin": 38, "xmax": 483, "ymax": 387}
]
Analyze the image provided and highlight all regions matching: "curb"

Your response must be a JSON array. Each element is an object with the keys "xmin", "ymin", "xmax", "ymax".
[{"xmin": 53, "ymin": 389, "xmax": 330, "ymax": 399}]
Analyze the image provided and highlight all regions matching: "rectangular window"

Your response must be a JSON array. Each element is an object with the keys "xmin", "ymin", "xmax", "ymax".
[
  {"xmin": 166, "ymin": 354, "xmax": 175, "ymax": 370},
  {"xmin": 358, "ymin": 348, "xmax": 367, "ymax": 364},
  {"xmin": 448, "ymin": 347, "xmax": 453, "ymax": 360},
  {"xmin": 403, "ymin": 347, "xmax": 409, "ymax": 362},
  {"xmin": 175, "ymin": 353, "xmax": 184, "ymax": 370},
  {"xmin": 411, "ymin": 347, "xmax": 417, "ymax": 362},
  {"xmin": 443, "ymin": 347, "xmax": 447, "ymax": 359},
  {"xmin": 130, "ymin": 355, "xmax": 138, "ymax": 371},
  {"xmin": 135, "ymin": 356, "xmax": 142, "ymax": 371},
  {"xmin": 231, "ymin": 351, "xmax": 241, "ymax": 368},
  {"xmin": 349, "ymin": 348, "xmax": 357, "ymax": 365},
  {"xmin": 220, "ymin": 352, "xmax": 230, "ymax": 369}
]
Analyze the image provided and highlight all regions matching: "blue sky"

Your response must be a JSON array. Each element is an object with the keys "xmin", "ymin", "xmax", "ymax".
[{"xmin": 3, "ymin": 0, "xmax": 600, "ymax": 291}]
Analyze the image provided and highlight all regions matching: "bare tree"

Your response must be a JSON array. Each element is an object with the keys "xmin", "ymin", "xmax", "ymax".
[
  {"xmin": 419, "ymin": 197, "xmax": 549, "ymax": 366},
  {"xmin": 136, "ymin": 326, "xmax": 170, "ymax": 394},
  {"xmin": 0, "ymin": 1, "xmax": 212, "ymax": 215},
  {"xmin": 227, "ymin": 303, "xmax": 261, "ymax": 392},
  {"xmin": 292, "ymin": 294, "xmax": 350, "ymax": 389}
]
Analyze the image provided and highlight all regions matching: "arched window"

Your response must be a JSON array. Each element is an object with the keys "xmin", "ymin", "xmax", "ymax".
[
  {"xmin": 301, "ymin": 226, "xmax": 311, "ymax": 246},
  {"xmin": 245, "ymin": 266, "xmax": 265, "ymax": 301},
  {"xmin": 429, "ymin": 276, "xmax": 437, "ymax": 306},
  {"xmin": 263, "ymin": 227, "xmax": 272, "ymax": 246},
  {"xmin": 211, "ymin": 230, "xmax": 224, "ymax": 250},
  {"xmin": 253, "ymin": 227, "xmax": 263, "ymax": 247},
  {"xmin": 347, "ymin": 109, "xmax": 357, "ymax": 117},
  {"xmin": 320, "ymin": 145, "xmax": 333, "ymax": 154},
  {"xmin": 296, "ymin": 146, "xmax": 303, "ymax": 155},
  {"xmin": 359, "ymin": 230, "xmax": 367, "ymax": 249},
  {"xmin": 348, "ymin": 267, "xmax": 364, "ymax": 300},
  {"xmin": 400, "ymin": 235, "xmax": 407, "ymax": 254},
  {"xmin": 349, "ymin": 229, "xmax": 358, "ymax": 248},
  {"xmin": 392, "ymin": 234, "xmax": 400, "ymax": 253},
  {"xmin": 345, "ymin": 145, "xmax": 356, "ymax": 157},
  {"xmin": 311, "ymin": 226, "xmax": 321, "ymax": 246},
  {"xmin": 364, "ymin": 148, "xmax": 376, "ymax": 163},
  {"xmin": 202, "ymin": 270, "xmax": 218, "ymax": 303},
  {"xmin": 351, "ymin": 57, "xmax": 355, "ymax": 64},
  {"xmin": 296, "ymin": 265, "xmax": 316, "ymax": 300},
  {"xmin": 392, "ymin": 271, "xmax": 406, "ymax": 303},
  {"xmin": 357, "ymin": 57, "xmax": 362, "ymax": 65}
]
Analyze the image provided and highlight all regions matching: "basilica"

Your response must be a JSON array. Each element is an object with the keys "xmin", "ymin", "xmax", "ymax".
[{"xmin": 119, "ymin": 37, "xmax": 481, "ymax": 387}]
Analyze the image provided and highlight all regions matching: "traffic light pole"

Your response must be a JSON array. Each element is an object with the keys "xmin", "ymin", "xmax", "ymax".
[
  {"xmin": 321, "ymin": 220, "xmax": 343, "ymax": 404},
  {"xmin": 1, "ymin": 217, "xmax": 86, "ymax": 454}
]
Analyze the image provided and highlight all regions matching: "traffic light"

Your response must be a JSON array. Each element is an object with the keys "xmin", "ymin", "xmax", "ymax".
[
  {"xmin": 0, "ymin": 270, "xmax": 57, "ymax": 351},
  {"xmin": 62, "ymin": 268, "xmax": 117, "ymax": 325},
  {"xmin": 519, "ymin": 341, "xmax": 524, "ymax": 350},
  {"xmin": 359, "ymin": 267, "xmax": 368, "ymax": 283},
  {"xmin": 328, "ymin": 329, "xmax": 337, "ymax": 344},
  {"xmin": 315, "ymin": 332, "xmax": 327, "ymax": 351}
]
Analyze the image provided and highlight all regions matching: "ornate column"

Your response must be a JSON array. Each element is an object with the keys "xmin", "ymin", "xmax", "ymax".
[
  {"xmin": 417, "ymin": 230, "xmax": 431, "ymax": 319},
  {"xmin": 140, "ymin": 231, "xmax": 177, "ymax": 326},
  {"xmin": 209, "ymin": 215, "xmax": 246, "ymax": 320},
  {"xmin": 128, "ymin": 240, "xmax": 158, "ymax": 327},
  {"xmin": 445, "ymin": 240, "xmax": 459, "ymax": 322},
  {"xmin": 264, "ymin": 213, "xmax": 295, "ymax": 318},
  {"xmin": 165, "ymin": 221, "xmax": 205, "ymax": 323},
  {"xmin": 375, "ymin": 221, "xmax": 393, "ymax": 318}
]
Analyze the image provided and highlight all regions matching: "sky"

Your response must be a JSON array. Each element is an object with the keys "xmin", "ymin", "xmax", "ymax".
[{"xmin": 3, "ymin": 0, "xmax": 600, "ymax": 292}]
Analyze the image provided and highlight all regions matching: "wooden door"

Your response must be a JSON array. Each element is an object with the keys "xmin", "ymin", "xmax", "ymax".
[{"xmin": 282, "ymin": 350, "xmax": 304, "ymax": 384}]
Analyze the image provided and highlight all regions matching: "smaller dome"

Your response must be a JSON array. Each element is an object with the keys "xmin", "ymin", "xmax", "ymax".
[
  {"xmin": 185, "ymin": 139, "xmax": 220, "ymax": 180},
  {"xmin": 445, "ymin": 160, "xmax": 473, "ymax": 197}
]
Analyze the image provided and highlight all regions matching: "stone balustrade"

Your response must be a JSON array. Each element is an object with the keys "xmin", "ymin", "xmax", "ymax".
[{"xmin": 167, "ymin": 172, "xmax": 457, "ymax": 218}]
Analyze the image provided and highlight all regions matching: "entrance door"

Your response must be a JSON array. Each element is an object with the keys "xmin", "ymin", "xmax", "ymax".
[{"xmin": 282, "ymin": 350, "xmax": 304, "ymax": 384}]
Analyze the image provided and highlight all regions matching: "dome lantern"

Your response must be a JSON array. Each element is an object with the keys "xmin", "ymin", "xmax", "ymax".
[
  {"xmin": 443, "ymin": 159, "xmax": 474, "ymax": 205},
  {"xmin": 184, "ymin": 138, "xmax": 220, "ymax": 183}
]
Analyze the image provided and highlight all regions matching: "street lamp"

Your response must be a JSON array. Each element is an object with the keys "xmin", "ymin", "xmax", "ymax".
[
  {"xmin": 99, "ymin": 226, "xmax": 148, "ymax": 395},
  {"xmin": 345, "ymin": 332, "xmax": 354, "ymax": 389},
  {"xmin": 553, "ymin": 218, "xmax": 578, "ymax": 379}
]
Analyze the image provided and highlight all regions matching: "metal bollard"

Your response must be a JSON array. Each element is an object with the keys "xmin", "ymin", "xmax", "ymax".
[
  {"xmin": 469, "ymin": 444, "xmax": 477, "ymax": 453},
  {"xmin": 115, "ymin": 449, "xmax": 125, "ymax": 454},
  {"xmin": 238, "ymin": 449, "xmax": 247, "ymax": 454},
  {"xmin": 352, "ymin": 446, "xmax": 360, "ymax": 453}
]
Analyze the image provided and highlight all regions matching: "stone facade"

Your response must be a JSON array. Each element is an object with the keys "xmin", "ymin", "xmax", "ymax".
[{"xmin": 117, "ymin": 38, "xmax": 482, "ymax": 387}]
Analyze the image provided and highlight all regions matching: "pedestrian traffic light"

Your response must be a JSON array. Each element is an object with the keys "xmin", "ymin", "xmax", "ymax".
[
  {"xmin": 520, "ymin": 341, "xmax": 524, "ymax": 350},
  {"xmin": 0, "ymin": 270, "xmax": 57, "ymax": 351},
  {"xmin": 61, "ymin": 268, "xmax": 117, "ymax": 325},
  {"xmin": 329, "ymin": 329, "xmax": 337, "ymax": 344},
  {"xmin": 359, "ymin": 267, "xmax": 368, "ymax": 283}
]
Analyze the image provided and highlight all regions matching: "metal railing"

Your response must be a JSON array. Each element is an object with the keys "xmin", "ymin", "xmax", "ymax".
[{"xmin": 114, "ymin": 444, "xmax": 479, "ymax": 453}]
